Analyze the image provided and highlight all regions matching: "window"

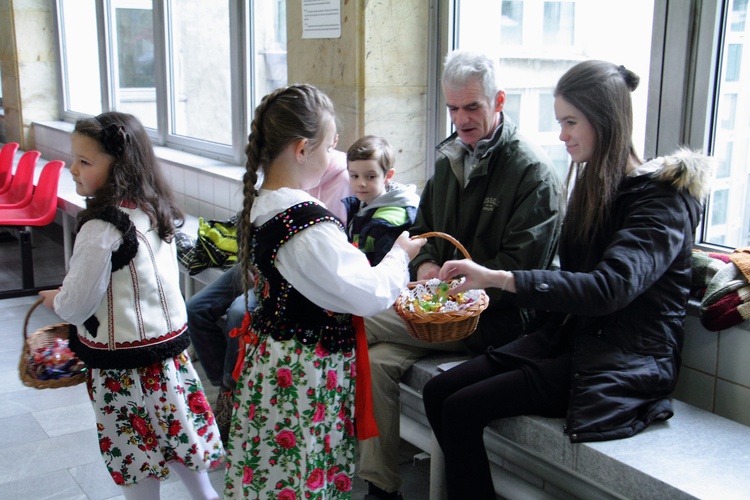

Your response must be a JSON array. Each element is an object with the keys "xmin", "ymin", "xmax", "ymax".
[
  {"xmin": 55, "ymin": 1, "xmax": 287, "ymax": 164},
  {"xmin": 501, "ymin": 1, "xmax": 524, "ymax": 45},
  {"xmin": 715, "ymin": 141, "xmax": 733, "ymax": 178},
  {"xmin": 537, "ymin": 93, "xmax": 556, "ymax": 132},
  {"xmin": 720, "ymin": 93, "xmax": 738, "ymax": 129},
  {"xmin": 58, "ymin": 0, "xmax": 102, "ymax": 117},
  {"xmin": 167, "ymin": 0, "xmax": 231, "ymax": 145},
  {"xmin": 703, "ymin": 0, "xmax": 750, "ymax": 248},
  {"xmin": 441, "ymin": 0, "xmax": 749, "ymax": 251},
  {"xmin": 111, "ymin": 1, "xmax": 156, "ymax": 128},
  {"xmin": 726, "ymin": 44, "xmax": 743, "ymax": 81},
  {"xmin": 543, "ymin": 1, "xmax": 575, "ymax": 46},
  {"xmin": 711, "ymin": 189, "xmax": 729, "ymax": 226},
  {"xmin": 731, "ymin": 0, "xmax": 748, "ymax": 31},
  {"xmin": 503, "ymin": 93, "xmax": 522, "ymax": 128},
  {"xmin": 453, "ymin": 0, "xmax": 654, "ymax": 175}
]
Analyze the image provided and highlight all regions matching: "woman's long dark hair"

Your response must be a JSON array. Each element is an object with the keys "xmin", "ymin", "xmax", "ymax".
[
  {"xmin": 238, "ymin": 84, "xmax": 336, "ymax": 303},
  {"xmin": 74, "ymin": 111, "xmax": 183, "ymax": 241},
  {"xmin": 555, "ymin": 60, "xmax": 641, "ymax": 243}
]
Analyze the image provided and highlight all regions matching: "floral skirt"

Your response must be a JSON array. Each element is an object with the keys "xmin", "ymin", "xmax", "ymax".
[
  {"xmin": 224, "ymin": 338, "xmax": 357, "ymax": 499},
  {"xmin": 87, "ymin": 351, "xmax": 225, "ymax": 486}
]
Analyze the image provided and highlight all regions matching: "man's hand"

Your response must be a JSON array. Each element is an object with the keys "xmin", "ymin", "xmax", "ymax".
[{"xmin": 416, "ymin": 261, "xmax": 441, "ymax": 281}]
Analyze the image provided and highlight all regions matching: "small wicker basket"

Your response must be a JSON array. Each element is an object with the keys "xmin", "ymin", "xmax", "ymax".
[
  {"xmin": 393, "ymin": 232, "xmax": 489, "ymax": 343},
  {"xmin": 19, "ymin": 298, "xmax": 86, "ymax": 389}
]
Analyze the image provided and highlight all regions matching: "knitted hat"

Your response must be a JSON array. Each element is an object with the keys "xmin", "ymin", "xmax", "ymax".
[{"xmin": 700, "ymin": 247, "xmax": 750, "ymax": 331}]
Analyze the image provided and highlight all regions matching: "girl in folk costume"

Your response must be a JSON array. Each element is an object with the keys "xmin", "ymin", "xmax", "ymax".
[
  {"xmin": 39, "ymin": 112, "xmax": 223, "ymax": 500},
  {"xmin": 223, "ymin": 84, "xmax": 424, "ymax": 498}
]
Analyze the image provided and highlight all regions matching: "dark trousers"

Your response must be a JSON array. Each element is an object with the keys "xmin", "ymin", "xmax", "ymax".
[{"xmin": 422, "ymin": 353, "xmax": 571, "ymax": 499}]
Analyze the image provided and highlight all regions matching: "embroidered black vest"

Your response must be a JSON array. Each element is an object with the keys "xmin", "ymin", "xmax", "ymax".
[{"xmin": 250, "ymin": 201, "xmax": 356, "ymax": 353}]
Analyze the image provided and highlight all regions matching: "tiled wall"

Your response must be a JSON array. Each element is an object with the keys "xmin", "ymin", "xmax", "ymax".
[
  {"xmin": 33, "ymin": 121, "xmax": 245, "ymax": 221},
  {"xmin": 29, "ymin": 120, "xmax": 750, "ymax": 429},
  {"xmin": 675, "ymin": 316, "xmax": 750, "ymax": 426}
]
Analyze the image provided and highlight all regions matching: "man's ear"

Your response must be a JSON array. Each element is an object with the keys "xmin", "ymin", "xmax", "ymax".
[{"xmin": 495, "ymin": 90, "xmax": 506, "ymax": 112}]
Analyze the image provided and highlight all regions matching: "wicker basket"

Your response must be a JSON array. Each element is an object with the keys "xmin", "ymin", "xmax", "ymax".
[
  {"xmin": 393, "ymin": 232, "xmax": 489, "ymax": 343},
  {"xmin": 19, "ymin": 298, "xmax": 86, "ymax": 389}
]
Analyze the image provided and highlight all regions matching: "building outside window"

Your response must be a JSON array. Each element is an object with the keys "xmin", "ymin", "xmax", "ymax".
[
  {"xmin": 456, "ymin": 0, "xmax": 654, "ymax": 186},
  {"xmin": 453, "ymin": 0, "xmax": 750, "ymax": 250}
]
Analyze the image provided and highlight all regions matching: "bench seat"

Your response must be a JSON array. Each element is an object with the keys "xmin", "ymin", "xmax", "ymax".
[{"xmin": 400, "ymin": 353, "xmax": 750, "ymax": 499}]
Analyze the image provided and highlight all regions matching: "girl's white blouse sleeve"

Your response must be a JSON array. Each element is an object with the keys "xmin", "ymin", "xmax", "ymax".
[
  {"xmin": 53, "ymin": 219, "xmax": 122, "ymax": 324},
  {"xmin": 276, "ymin": 221, "xmax": 410, "ymax": 317}
]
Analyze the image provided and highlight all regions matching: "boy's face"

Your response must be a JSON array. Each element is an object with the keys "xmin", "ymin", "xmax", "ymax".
[{"xmin": 348, "ymin": 159, "xmax": 394, "ymax": 205}]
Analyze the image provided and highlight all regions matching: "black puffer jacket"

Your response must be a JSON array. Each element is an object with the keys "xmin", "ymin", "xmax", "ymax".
[{"xmin": 495, "ymin": 148, "xmax": 713, "ymax": 442}]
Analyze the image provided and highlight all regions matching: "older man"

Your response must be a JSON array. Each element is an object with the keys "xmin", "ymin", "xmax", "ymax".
[{"xmin": 358, "ymin": 50, "xmax": 564, "ymax": 500}]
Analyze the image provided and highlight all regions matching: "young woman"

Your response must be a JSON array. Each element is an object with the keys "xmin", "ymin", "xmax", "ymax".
[
  {"xmin": 223, "ymin": 84, "xmax": 424, "ymax": 498},
  {"xmin": 422, "ymin": 60, "xmax": 714, "ymax": 499},
  {"xmin": 39, "ymin": 111, "xmax": 223, "ymax": 500}
]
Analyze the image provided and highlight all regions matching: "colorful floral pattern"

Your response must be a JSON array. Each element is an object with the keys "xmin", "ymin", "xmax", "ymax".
[
  {"xmin": 88, "ymin": 351, "xmax": 225, "ymax": 486},
  {"xmin": 224, "ymin": 337, "xmax": 356, "ymax": 499}
]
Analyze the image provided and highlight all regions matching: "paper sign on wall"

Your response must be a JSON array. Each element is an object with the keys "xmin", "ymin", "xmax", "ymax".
[{"xmin": 302, "ymin": 0, "xmax": 341, "ymax": 39}]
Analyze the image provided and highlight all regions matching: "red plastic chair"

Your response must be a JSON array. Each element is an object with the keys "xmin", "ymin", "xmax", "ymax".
[
  {"xmin": 0, "ymin": 142, "xmax": 20, "ymax": 195},
  {"xmin": 0, "ymin": 159, "xmax": 65, "ymax": 298},
  {"xmin": 0, "ymin": 150, "xmax": 42, "ymax": 209}
]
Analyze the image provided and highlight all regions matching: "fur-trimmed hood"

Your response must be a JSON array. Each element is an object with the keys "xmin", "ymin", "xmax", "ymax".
[{"xmin": 636, "ymin": 147, "xmax": 715, "ymax": 200}]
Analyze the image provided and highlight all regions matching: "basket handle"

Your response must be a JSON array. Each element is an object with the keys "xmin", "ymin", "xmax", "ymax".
[
  {"xmin": 411, "ymin": 231, "xmax": 472, "ymax": 261},
  {"xmin": 23, "ymin": 298, "xmax": 45, "ymax": 342}
]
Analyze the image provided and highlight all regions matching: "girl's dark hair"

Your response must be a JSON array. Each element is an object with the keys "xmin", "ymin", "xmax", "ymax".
[
  {"xmin": 554, "ymin": 60, "xmax": 641, "ymax": 243},
  {"xmin": 346, "ymin": 135, "xmax": 395, "ymax": 175},
  {"xmin": 73, "ymin": 111, "xmax": 183, "ymax": 241},
  {"xmin": 239, "ymin": 84, "xmax": 336, "ymax": 301}
]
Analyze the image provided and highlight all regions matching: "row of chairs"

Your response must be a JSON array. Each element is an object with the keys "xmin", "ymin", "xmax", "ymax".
[{"xmin": 0, "ymin": 142, "xmax": 66, "ymax": 299}]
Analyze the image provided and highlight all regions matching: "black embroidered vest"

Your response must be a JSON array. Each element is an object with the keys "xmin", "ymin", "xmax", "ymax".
[{"xmin": 250, "ymin": 201, "xmax": 356, "ymax": 353}]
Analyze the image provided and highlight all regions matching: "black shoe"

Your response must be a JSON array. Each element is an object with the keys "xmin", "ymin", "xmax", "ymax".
[
  {"xmin": 214, "ymin": 390, "xmax": 233, "ymax": 446},
  {"xmin": 365, "ymin": 481, "xmax": 404, "ymax": 500}
]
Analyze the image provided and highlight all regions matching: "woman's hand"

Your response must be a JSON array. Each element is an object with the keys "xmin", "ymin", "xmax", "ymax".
[
  {"xmin": 438, "ymin": 259, "xmax": 514, "ymax": 294},
  {"xmin": 38, "ymin": 289, "xmax": 60, "ymax": 310},
  {"xmin": 394, "ymin": 231, "xmax": 427, "ymax": 260}
]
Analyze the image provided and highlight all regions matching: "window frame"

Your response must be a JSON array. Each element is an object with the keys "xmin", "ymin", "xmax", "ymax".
[{"xmin": 54, "ymin": 0, "xmax": 256, "ymax": 166}]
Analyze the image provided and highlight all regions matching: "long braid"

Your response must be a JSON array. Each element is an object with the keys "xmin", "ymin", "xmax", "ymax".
[
  {"xmin": 240, "ymin": 88, "xmax": 277, "ymax": 306},
  {"xmin": 239, "ymin": 84, "xmax": 335, "ymax": 305}
]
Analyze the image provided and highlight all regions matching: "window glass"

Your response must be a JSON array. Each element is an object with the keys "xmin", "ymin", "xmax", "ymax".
[
  {"xmin": 168, "ymin": 0, "xmax": 232, "ymax": 145},
  {"xmin": 704, "ymin": 0, "xmax": 750, "ymax": 248},
  {"xmin": 253, "ymin": 1, "xmax": 288, "ymax": 107},
  {"xmin": 110, "ymin": 0, "xmax": 156, "ymax": 128},
  {"xmin": 732, "ymin": 0, "xmax": 748, "ymax": 31},
  {"xmin": 543, "ymin": 1, "xmax": 575, "ymax": 46},
  {"xmin": 503, "ymin": 93, "xmax": 521, "ymax": 128},
  {"xmin": 59, "ymin": 0, "xmax": 102, "ymax": 116},
  {"xmin": 501, "ymin": 1, "xmax": 523, "ymax": 45},
  {"xmin": 455, "ymin": 0, "xmax": 654, "ymax": 176}
]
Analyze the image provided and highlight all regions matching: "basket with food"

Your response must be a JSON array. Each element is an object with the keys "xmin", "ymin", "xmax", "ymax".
[
  {"xmin": 19, "ymin": 298, "xmax": 86, "ymax": 389},
  {"xmin": 393, "ymin": 232, "xmax": 489, "ymax": 343}
]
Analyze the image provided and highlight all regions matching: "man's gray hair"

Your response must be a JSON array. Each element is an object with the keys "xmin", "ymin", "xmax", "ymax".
[{"xmin": 442, "ymin": 50, "xmax": 498, "ymax": 102}]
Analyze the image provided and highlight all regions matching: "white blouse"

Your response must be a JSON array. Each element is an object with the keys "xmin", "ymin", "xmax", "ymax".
[
  {"xmin": 53, "ymin": 219, "xmax": 122, "ymax": 325},
  {"xmin": 251, "ymin": 188, "xmax": 410, "ymax": 317}
]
